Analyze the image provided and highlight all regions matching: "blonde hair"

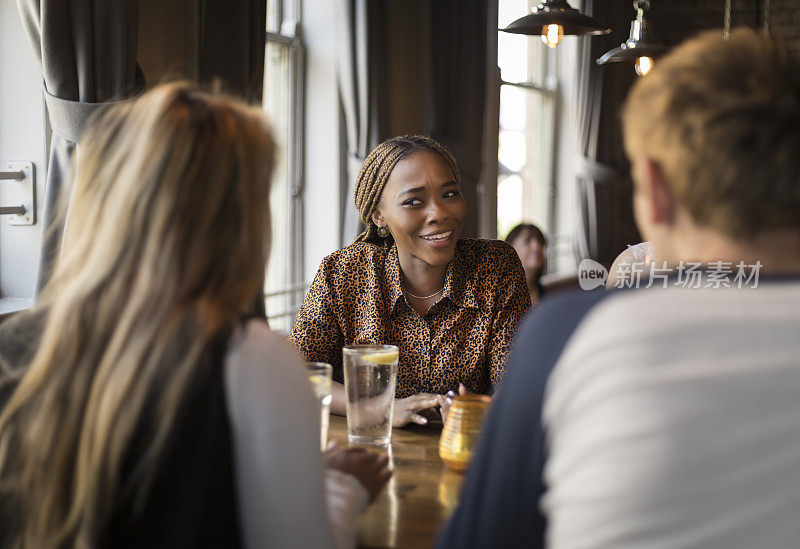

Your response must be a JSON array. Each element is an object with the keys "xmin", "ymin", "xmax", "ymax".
[
  {"xmin": 353, "ymin": 135, "xmax": 460, "ymax": 243},
  {"xmin": 622, "ymin": 28, "xmax": 800, "ymax": 238},
  {"xmin": 0, "ymin": 82, "xmax": 274, "ymax": 546}
]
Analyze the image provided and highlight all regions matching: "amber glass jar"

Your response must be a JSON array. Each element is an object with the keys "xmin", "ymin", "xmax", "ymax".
[{"xmin": 439, "ymin": 394, "xmax": 491, "ymax": 473}]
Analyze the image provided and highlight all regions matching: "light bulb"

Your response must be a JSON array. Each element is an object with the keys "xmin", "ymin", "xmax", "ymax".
[
  {"xmin": 540, "ymin": 24, "xmax": 564, "ymax": 48},
  {"xmin": 635, "ymin": 56, "xmax": 654, "ymax": 76}
]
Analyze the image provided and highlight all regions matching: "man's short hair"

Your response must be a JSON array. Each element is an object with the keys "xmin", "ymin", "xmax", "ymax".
[{"xmin": 622, "ymin": 28, "xmax": 800, "ymax": 238}]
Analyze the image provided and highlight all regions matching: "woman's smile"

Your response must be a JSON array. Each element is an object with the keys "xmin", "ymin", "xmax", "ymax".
[{"xmin": 419, "ymin": 230, "xmax": 455, "ymax": 247}]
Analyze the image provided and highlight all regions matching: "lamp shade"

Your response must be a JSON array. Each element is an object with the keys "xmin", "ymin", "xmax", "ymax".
[
  {"xmin": 597, "ymin": 1, "xmax": 667, "ymax": 66},
  {"xmin": 501, "ymin": 0, "xmax": 611, "ymax": 37},
  {"xmin": 596, "ymin": 42, "xmax": 667, "ymax": 64}
]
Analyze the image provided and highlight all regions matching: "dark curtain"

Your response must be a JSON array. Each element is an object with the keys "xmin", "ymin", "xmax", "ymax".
[
  {"xmin": 581, "ymin": 0, "xmax": 650, "ymax": 264},
  {"xmin": 196, "ymin": 0, "xmax": 266, "ymax": 103},
  {"xmin": 16, "ymin": 0, "xmax": 145, "ymax": 294},
  {"xmin": 336, "ymin": 0, "xmax": 488, "ymax": 242},
  {"xmin": 335, "ymin": 0, "xmax": 383, "ymax": 245},
  {"xmin": 571, "ymin": 0, "xmax": 619, "ymax": 262},
  {"xmin": 193, "ymin": 0, "xmax": 268, "ymax": 317},
  {"xmin": 428, "ymin": 0, "xmax": 488, "ymax": 239},
  {"xmin": 17, "ymin": 0, "xmax": 266, "ymax": 301}
]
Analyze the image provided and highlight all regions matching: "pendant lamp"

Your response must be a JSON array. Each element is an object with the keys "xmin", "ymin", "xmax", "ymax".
[
  {"xmin": 501, "ymin": 0, "xmax": 610, "ymax": 49},
  {"xmin": 596, "ymin": 0, "xmax": 666, "ymax": 76}
]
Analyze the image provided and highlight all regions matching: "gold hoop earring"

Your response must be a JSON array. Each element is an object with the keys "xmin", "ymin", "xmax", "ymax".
[{"xmin": 377, "ymin": 225, "xmax": 390, "ymax": 238}]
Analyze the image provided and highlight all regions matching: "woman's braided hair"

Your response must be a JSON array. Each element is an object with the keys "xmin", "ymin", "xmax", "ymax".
[{"xmin": 354, "ymin": 135, "xmax": 460, "ymax": 244}]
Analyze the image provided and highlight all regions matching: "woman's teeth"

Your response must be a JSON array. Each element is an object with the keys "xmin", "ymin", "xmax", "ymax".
[{"xmin": 420, "ymin": 231, "xmax": 452, "ymax": 242}]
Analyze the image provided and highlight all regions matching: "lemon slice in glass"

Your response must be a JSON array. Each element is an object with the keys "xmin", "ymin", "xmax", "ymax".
[
  {"xmin": 308, "ymin": 374, "xmax": 332, "ymax": 398},
  {"xmin": 362, "ymin": 350, "xmax": 399, "ymax": 365},
  {"xmin": 308, "ymin": 374, "xmax": 331, "ymax": 386}
]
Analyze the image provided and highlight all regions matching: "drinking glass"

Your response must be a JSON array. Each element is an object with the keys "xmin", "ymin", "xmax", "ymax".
[
  {"xmin": 342, "ymin": 344, "xmax": 398, "ymax": 445},
  {"xmin": 307, "ymin": 362, "xmax": 333, "ymax": 452}
]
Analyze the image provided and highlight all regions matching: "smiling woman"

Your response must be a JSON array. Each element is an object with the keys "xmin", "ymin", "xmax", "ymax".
[{"xmin": 290, "ymin": 136, "xmax": 531, "ymax": 427}]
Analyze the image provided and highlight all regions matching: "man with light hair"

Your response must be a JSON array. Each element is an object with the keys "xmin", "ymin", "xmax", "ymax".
[{"xmin": 439, "ymin": 28, "xmax": 800, "ymax": 548}]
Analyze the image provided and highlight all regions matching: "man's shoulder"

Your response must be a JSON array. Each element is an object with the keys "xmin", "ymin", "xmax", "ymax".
[
  {"xmin": 530, "ymin": 283, "xmax": 800, "ymax": 402},
  {"xmin": 506, "ymin": 288, "xmax": 612, "ymax": 383},
  {"xmin": 517, "ymin": 288, "xmax": 610, "ymax": 342},
  {"xmin": 436, "ymin": 289, "xmax": 612, "ymax": 549}
]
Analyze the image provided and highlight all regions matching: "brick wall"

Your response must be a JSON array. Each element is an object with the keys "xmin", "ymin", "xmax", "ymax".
[
  {"xmin": 596, "ymin": 0, "xmax": 800, "ymax": 265},
  {"xmin": 769, "ymin": 0, "xmax": 800, "ymax": 50},
  {"xmin": 649, "ymin": 0, "xmax": 800, "ymax": 53}
]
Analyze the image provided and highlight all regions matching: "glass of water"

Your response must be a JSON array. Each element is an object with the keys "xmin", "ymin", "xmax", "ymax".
[
  {"xmin": 307, "ymin": 362, "xmax": 333, "ymax": 452},
  {"xmin": 342, "ymin": 345, "xmax": 398, "ymax": 446}
]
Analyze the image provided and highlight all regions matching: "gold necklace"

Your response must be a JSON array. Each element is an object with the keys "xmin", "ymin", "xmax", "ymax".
[{"xmin": 403, "ymin": 283, "xmax": 444, "ymax": 300}]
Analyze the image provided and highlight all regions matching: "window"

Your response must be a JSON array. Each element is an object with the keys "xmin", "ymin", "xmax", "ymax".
[
  {"xmin": 263, "ymin": 0, "xmax": 305, "ymax": 332},
  {"xmin": 496, "ymin": 0, "xmax": 557, "ymax": 244},
  {"xmin": 0, "ymin": 0, "xmax": 46, "ymax": 305}
]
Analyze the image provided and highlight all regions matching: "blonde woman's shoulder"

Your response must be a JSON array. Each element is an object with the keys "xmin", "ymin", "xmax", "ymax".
[{"xmin": 222, "ymin": 319, "xmax": 335, "ymax": 549}]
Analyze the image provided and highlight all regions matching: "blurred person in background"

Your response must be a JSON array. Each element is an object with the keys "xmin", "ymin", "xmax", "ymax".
[{"xmin": 505, "ymin": 223, "xmax": 547, "ymax": 305}]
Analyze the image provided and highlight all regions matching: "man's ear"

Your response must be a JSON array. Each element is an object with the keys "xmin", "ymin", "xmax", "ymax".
[
  {"xmin": 643, "ymin": 158, "xmax": 674, "ymax": 225},
  {"xmin": 371, "ymin": 210, "xmax": 385, "ymax": 227}
]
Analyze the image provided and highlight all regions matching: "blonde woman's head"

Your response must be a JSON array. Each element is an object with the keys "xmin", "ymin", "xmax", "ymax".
[
  {"xmin": 50, "ymin": 82, "xmax": 275, "ymax": 328},
  {"xmin": 622, "ymin": 28, "xmax": 800, "ymax": 238},
  {"xmin": 0, "ymin": 82, "xmax": 275, "ymax": 546}
]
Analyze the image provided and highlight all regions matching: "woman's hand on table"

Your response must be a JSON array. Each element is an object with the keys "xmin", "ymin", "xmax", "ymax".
[
  {"xmin": 393, "ymin": 393, "xmax": 440, "ymax": 427},
  {"xmin": 325, "ymin": 443, "xmax": 392, "ymax": 503},
  {"xmin": 436, "ymin": 383, "xmax": 468, "ymax": 425}
]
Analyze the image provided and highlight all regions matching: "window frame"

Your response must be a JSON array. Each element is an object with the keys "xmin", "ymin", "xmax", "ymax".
[
  {"xmin": 498, "ymin": 77, "xmax": 559, "ymax": 240},
  {"xmin": 494, "ymin": 3, "xmax": 561, "ymax": 269},
  {"xmin": 264, "ymin": 0, "xmax": 306, "ymax": 331}
]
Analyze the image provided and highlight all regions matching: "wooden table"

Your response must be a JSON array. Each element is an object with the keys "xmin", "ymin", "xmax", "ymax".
[{"xmin": 328, "ymin": 414, "xmax": 464, "ymax": 549}]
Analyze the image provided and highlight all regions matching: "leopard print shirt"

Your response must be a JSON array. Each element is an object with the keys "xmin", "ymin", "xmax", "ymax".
[{"xmin": 289, "ymin": 239, "xmax": 531, "ymax": 397}]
